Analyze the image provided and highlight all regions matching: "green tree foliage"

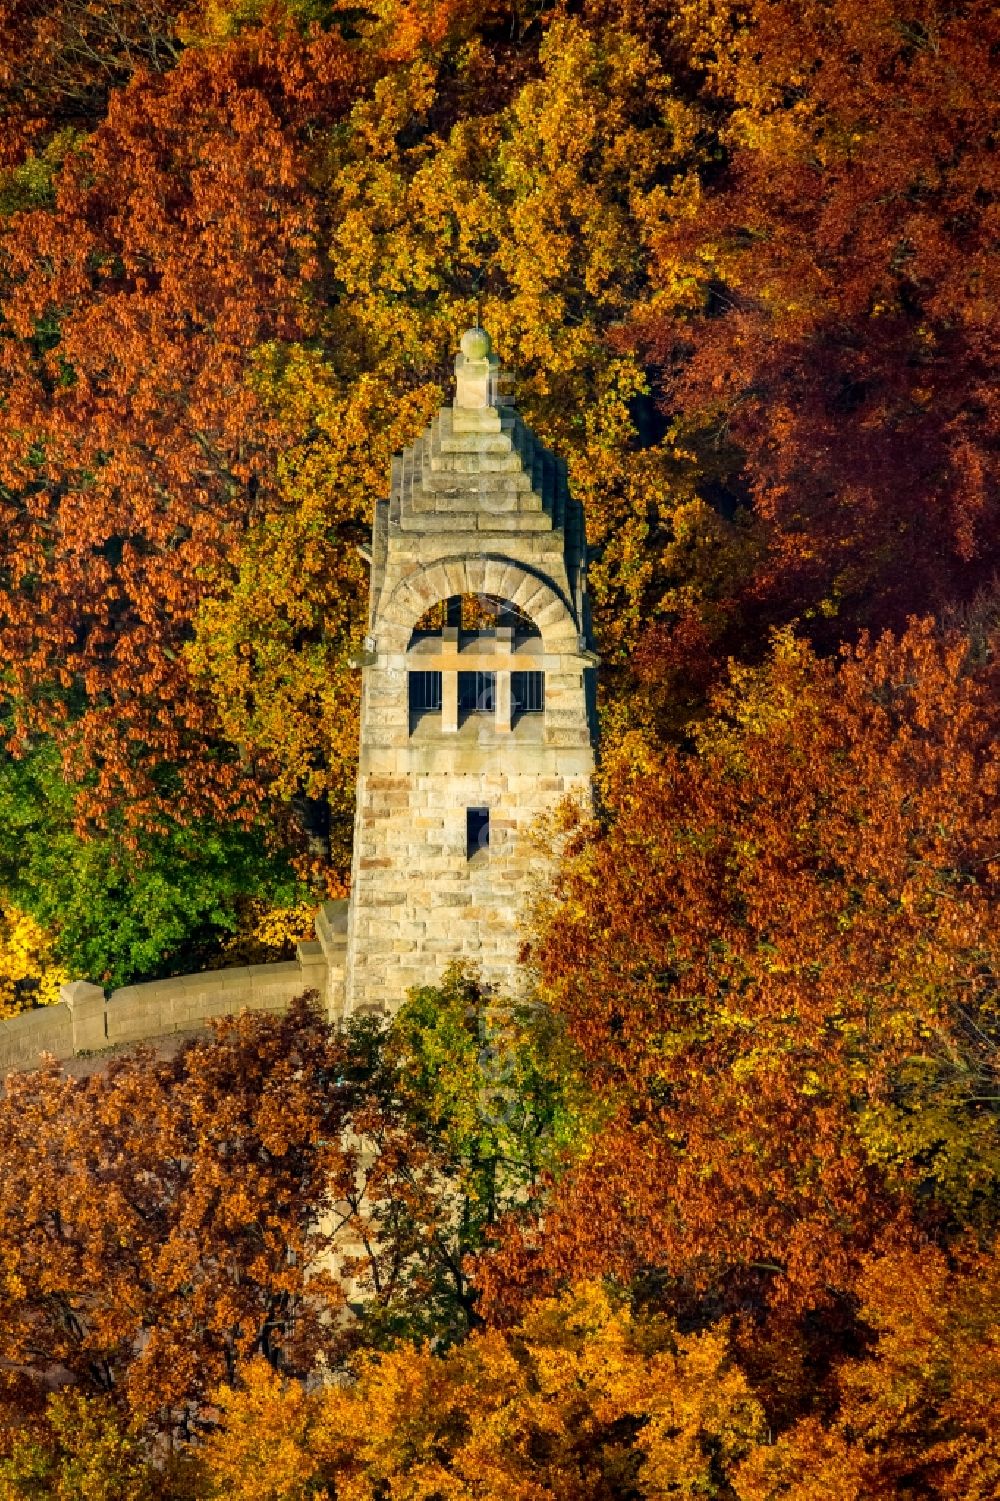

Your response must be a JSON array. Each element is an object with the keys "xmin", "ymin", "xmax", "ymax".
[
  {"xmin": 331, "ymin": 965, "xmax": 593, "ymax": 1349},
  {"xmin": 0, "ymin": 740, "xmax": 305, "ymax": 985}
]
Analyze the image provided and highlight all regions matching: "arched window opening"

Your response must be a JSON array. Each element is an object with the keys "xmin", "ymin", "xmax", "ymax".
[
  {"xmin": 410, "ymin": 593, "xmax": 540, "ymax": 641},
  {"xmin": 407, "ymin": 593, "xmax": 544, "ymax": 735}
]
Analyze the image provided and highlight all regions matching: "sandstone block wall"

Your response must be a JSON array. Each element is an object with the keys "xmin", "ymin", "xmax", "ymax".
[
  {"xmin": 348, "ymin": 764, "xmax": 591, "ymax": 1010},
  {"xmin": 0, "ymin": 1002, "xmax": 74, "ymax": 1072}
]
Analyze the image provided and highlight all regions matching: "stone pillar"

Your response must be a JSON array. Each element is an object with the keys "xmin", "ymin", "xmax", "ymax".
[
  {"xmin": 295, "ymin": 940, "xmax": 330, "ymax": 997},
  {"xmin": 61, "ymin": 980, "xmax": 107, "ymax": 1053},
  {"xmin": 315, "ymin": 899, "xmax": 349, "ymax": 1019},
  {"xmin": 455, "ymin": 327, "xmax": 499, "ymax": 410},
  {"xmin": 442, "ymin": 626, "xmax": 459, "ymax": 732},
  {"xmin": 495, "ymin": 626, "xmax": 513, "ymax": 733}
]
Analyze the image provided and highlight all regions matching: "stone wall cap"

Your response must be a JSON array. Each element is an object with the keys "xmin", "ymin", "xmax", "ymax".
[{"xmin": 60, "ymin": 980, "xmax": 107, "ymax": 1007}]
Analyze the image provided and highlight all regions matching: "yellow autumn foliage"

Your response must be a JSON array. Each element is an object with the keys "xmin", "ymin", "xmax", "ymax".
[
  {"xmin": 209, "ymin": 900, "xmax": 319, "ymax": 969},
  {"xmin": 200, "ymin": 1281, "xmax": 765, "ymax": 1500},
  {"xmin": 188, "ymin": 12, "xmax": 746, "ymax": 822},
  {"xmin": 0, "ymin": 907, "xmax": 67, "ymax": 1020}
]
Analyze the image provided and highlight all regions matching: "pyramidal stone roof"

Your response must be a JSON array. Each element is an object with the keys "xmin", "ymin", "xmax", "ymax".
[
  {"xmin": 367, "ymin": 328, "xmax": 590, "ymax": 642},
  {"xmin": 389, "ymin": 328, "xmax": 572, "ymax": 537}
]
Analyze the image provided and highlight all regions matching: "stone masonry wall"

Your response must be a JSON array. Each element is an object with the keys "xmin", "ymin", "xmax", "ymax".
[{"xmin": 349, "ymin": 762, "xmax": 591, "ymax": 1011}]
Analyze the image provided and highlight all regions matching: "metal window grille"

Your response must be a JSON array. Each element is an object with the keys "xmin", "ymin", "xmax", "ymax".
[
  {"xmin": 458, "ymin": 671, "xmax": 495, "ymax": 713},
  {"xmin": 511, "ymin": 671, "xmax": 544, "ymax": 713},
  {"xmin": 408, "ymin": 671, "xmax": 442, "ymax": 713},
  {"xmin": 467, "ymin": 806, "xmax": 490, "ymax": 856}
]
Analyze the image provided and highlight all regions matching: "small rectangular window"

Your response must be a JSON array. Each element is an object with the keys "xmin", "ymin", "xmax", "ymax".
[
  {"xmin": 458, "ymin": 671, "xmax": 495, "ymax": 714},
  {"xmin": 511, "ymin": 671, "xmax": 544, "ymax": 714},
  {"xmin": 409, "ymin": 671, "xmax": 442, "ymax": 713},
  {"xmin": 467, "ymin": 806, "xmax": 490, "ymax": 857}
]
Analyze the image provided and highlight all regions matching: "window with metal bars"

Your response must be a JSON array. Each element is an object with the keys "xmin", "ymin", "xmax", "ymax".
[
  {"xmin": 458, "ymin": 671, "xmax": 495, "ymax": 714},
  {"xmin": 511, "ymin": 671, "xmax": 544, "ymax": 714},
  {"xmin": 408, "ymin": 671, "xmax": 442, "ymax": 713}
]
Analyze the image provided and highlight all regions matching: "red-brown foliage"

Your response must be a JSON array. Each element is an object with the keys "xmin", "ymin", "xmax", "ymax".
[
  {"xmin": 0, "ymin": 999, "xmax": 351, "ymax": 1433},
  {"xmin": 642, "ymin": 0, "xmax": 999, "ymax": 657},
  {"xmin": 482, "ymin": 620, "xmax": 1000, "ymax": 1329},
  {"xmin": 0, "ymin": 25, "xmax": 353, "ymax": 831}
]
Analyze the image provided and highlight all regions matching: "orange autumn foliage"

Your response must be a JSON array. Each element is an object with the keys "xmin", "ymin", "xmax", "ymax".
[
  {"xmin": 481, "ymin": 620, "xmax": 1000, "ymax": 1322},
  {"xmin": 0, "ymin": 0, "xmax": 186, "ymax": 165},
  {"xmin": 0, "ymin": 2, "xmax": 995, "ymax": 1495},
  {"xmin": 202, "ymin": 1282, "xmax": 765, "ymax": 1501},
  {"xmin": 736, "ymin": 1242, "xmax": 1000, "ymax": 1500},
  {"xmin": 0, "ymin": 22, "xmax": 354, "ymax": 834},
  {"xmin": 6, "ymin": 1244, "xmax": 996, "ymax": 1497}
]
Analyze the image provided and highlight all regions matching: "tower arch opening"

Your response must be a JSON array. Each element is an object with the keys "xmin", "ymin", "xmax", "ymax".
[
  {"xmin": 410, "ymin": 593, "xmax": 541, "ymax": 638},
  {"xmin": 380, "ymin": 557, "xmax": 578, "ymax": 742},
  {"xmin": 405, "ymin": 590, "xmax": 546, "ymax": 735},
  {"xmin": 377, "ymin": 554, "xmax": 580, "ymax": 660}
]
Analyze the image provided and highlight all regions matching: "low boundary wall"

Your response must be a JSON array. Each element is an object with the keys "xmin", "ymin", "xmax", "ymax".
[{"xmin": 0, "ymin": 901, "xmax": 350, "ymax": 1075}]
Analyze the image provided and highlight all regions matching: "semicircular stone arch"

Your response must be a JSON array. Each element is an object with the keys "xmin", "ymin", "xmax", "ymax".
[{"xmin": 378, "ymin": 554, "xmax": 579, "ymax": 656}]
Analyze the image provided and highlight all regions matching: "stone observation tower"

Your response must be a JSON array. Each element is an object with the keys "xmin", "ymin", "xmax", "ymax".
[
  {"xmin": 0, "ymin": 329, "xmax": 597, "ymax": 1071},
  {"xmin": 330, "ymin": 328, "xmax": 597, "ymax": 1016}
]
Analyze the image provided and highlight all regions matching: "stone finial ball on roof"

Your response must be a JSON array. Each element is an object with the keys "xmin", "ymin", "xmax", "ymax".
[{"xmin": 460, "ymin": 326, "xmax": 492, "ymax": 360}]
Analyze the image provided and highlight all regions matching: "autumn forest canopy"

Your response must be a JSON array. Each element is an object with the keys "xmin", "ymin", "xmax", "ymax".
[{"xmin": 0, "ymin": 0, "xmax": 997, "ymax": 1495}]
